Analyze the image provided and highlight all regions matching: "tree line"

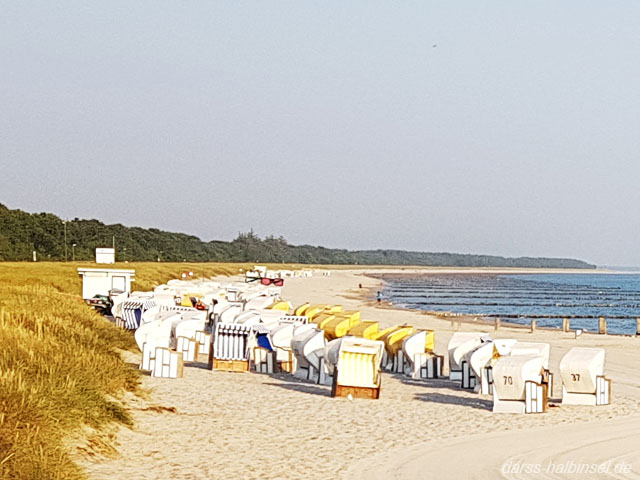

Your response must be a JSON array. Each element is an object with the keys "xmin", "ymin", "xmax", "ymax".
[{"xmin": 0, "ymin": 203, "xmax": 596, "ymax": 268}]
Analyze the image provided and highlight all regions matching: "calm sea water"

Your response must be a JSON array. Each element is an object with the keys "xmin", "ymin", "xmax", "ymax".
[{"xmin": 381, "ymin": 273, "xmax": 640, "ymax": 335}]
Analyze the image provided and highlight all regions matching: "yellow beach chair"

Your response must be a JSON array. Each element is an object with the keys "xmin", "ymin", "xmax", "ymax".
[
  {"xmin": 324, "ymin": 305, "xmax": 343, "ymax": 313},
  {"xmin": 380, "ymin": 325, "xmax": 414, "ymax": 371},
  {"xmin": 304, "ymin": 304, "xmax": 331, "ymax": 321},
  {"xmin": 268, "ymin": 300, "xmax": 292, "ymax": 312},
  {"xmin": 347, "ymin": 321, "xmax": 379, "ymax": 340},
  {"xmin": 323, "ymin": 316, "xmax": 361, "ymax": 341},
  {"xmin": 331, "ymin": 337, "xmax": 385, "ymax": 399},
  {"xmin": 293, "ymin": 302, "xmax": 311, "ymax": 316},
  {"xmin": 312, "ymin": 313, "xmax": 336, "ymax": 329}
]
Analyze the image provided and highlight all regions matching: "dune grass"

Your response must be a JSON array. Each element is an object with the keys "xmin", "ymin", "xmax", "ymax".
[{"xmin": 0, "ymin": 261, "xmax": 293, "ymax": 479}]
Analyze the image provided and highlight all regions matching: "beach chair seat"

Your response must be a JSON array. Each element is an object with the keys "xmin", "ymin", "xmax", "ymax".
[
  {"xmin": 331, "ymin": 337, "xmax": 385, "ymax": 399},
  {"xmin": 560, "ymin": 347, "xmax": 611, "ymax": 406}
]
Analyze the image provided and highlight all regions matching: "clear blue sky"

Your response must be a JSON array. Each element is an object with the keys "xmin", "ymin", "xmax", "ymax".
[{"xmin": 1, "ymin": 1, "xmax": 639, "ymax": 266}]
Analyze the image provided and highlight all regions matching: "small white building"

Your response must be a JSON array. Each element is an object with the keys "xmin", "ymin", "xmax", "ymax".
[
  {"xmin": 77, "ymin": 268, "xmax": 135, "ymax": 299},
  {"xmin": 96, "ymin": 247, "xmax": 116, "ymax": 264}
]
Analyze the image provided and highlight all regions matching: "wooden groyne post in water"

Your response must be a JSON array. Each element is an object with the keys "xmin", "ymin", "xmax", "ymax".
[
  {"xmin": 562, "ymin": 317, "xmax": 570, "ymax": 332},
  {"xmin": 598, "ymin": 316, "xmax": 607, "ymax": 335},
  {"xmin": 530, "ymin": 319, "xmax": 537, "ymax": 333},
  {"xmin": 494, "ymin": 318, "xmax": 500, "ymax": 331}
]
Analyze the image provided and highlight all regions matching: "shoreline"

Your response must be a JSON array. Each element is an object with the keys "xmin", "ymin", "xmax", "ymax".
[{"xmin": 361, "ymin": 269, "xmax": 640, "ymax": 338}]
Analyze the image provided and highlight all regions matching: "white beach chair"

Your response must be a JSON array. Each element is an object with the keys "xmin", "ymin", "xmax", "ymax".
[
  {"xmin": 122, "ymin": 298, "xmax": 157, "ymax": 330},
  {"xmin": 510, "ymin": 342, "xmax": 553, "ymax": 397},
  {"xmin": 492, "ymin": 355, "xmax": 547, "ymax": 414},
  {"xmin": 151, "ymin": 347, "xmax": 184, "ymax": 379},
  {"xmin": 559, "ymin": 347, "xmax": 611, "ymax": 406},
  {"xmin": 176, "ymin": 335, "xmax": 198, "ymax": 362},
  {"xmin": 466, "ymin": 339, "xmax": 517, "ymax": 394},
  {"xmin": 194, "ymin": 330, "xmax": 212, "ymax": 358},
  {"xmin": 402, "ymin": 330, "xmax": 443, "ymax": 379},
  {"xmin": 211, "ymin": 323, "xmax": 251, "ymax": 372},
  {"xmin": 292, "ymin": 328, "xmax": 327, "ymax": 383},
  {"xmin": 447, "ymin": 332, "xmax": 490, "ymax": 381}
]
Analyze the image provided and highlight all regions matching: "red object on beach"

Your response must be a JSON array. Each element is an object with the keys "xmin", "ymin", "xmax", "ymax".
[{"xmin": 260, "ymin": 278, "xmax": 284, "ymax": 286}]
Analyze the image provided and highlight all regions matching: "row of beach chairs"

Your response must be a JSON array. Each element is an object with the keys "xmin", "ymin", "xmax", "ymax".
[{"xmin": 125, "ymin": 279, "xmax": 612, "ymax": 412}]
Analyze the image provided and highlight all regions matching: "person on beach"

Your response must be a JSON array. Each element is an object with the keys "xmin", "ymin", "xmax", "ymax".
[{"xmin": 377, "ymin": 291, "xmax": 382, "ymax": 303}]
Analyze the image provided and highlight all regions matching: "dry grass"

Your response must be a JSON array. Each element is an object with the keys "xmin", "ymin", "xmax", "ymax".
[{"xmin": 0, "ymin": 261, "xmax": 301, "ymax": 479}]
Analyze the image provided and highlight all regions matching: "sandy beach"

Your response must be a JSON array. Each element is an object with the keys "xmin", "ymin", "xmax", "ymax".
[{"xmin": 80, "ymin": 269, "xmax": 640, "ymax": 479}]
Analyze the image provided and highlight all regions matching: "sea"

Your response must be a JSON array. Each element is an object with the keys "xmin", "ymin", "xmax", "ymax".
[{"xmin": 381, "ymin": 273, "xmax": 640, "ymax": 335}]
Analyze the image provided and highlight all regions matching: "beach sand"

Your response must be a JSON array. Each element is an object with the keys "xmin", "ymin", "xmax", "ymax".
[{"xmin": 79, "ymin": 269, "xmax": 640, "ymax": 479}]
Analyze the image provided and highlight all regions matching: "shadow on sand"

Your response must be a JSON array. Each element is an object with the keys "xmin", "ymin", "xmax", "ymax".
[
  {"xmin": 264, "ymin": 380, "xmax": 331, "ymax": 397},
  {"xmin": 413, "ymin": 391, "xmax": 492, "ymax": 410}
]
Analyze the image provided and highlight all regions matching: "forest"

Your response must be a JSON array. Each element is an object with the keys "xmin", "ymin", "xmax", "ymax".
[{"xmin": 0, "ymin": 203, "xmax": 595, "ymax": 268}]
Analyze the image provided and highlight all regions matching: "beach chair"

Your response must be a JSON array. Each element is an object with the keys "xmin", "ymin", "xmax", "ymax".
[
  {"xmin": 402, "ymin": 330, "xmax": 442, "ymax": 379},
  {"xmin": 292, "ymin": 328, "xmax": 326, "ymax": 383},
  {"xmin": 176, "ymin": 336, "xmax": 198, "ymax": 362},
  {"xmin": 174, "ymin": 311, "xmax": 207, "ymax": 339},
  {"xmin": 248, "ymin": 324, "xmax": 277, "ymax": 374},
  {"xmin": 244, "ymin": 295, "xmax": 274, "ymax": 311},
  {"xmin": 136, "ymin": 316, "xmax": 175, "ymax": 371},
  {"xmin": 466, "ymin": 339, "xmax": 517, "ymax": 394},
  {"xmin": 447, "ymin": 332, "xmax": 489, "ymax": 381},
  {"xmin": 510, "ymin": 342, "xmax": 553, "ymax": 397},
  {"xmin": 331, "ymin": 337, "xmax": 385, "ymax": 400},
  {"xmin": 492, "ymin": 355, "xmax": 547, "ymax": 414},
  {"xmin": 151, "ymin": 347, "xmax": 184, "ymax": 379},
  {"xmin": 268, "ymin": 300, "xmax": 292, "ymax": 312},
  {"xmin": 323, "ymin": 314, "xmax": 361, "ymax": 341},
  {"xmin": 293, "ymin": 302, "xmax": 311, "ymax": 316},
  {"xmin": 347, "ymin": 321, "xmax": 379, "ymax": 339},
  {"xmin": 256, "ymin": 309, "xmax": 287, "ymax": 327},
  {"xmin": 380, "ymin": 325, "xmax": 414, "ymax": 371},
  {"xmin": 559, "ymin": 347, "xmax": 611, "ymax": 406},
  {"xmin": 194, "ymin": 330, "xmax": 212, "ymax": 358},
  {"xmin": 218, "ymin": 303, "xmax": 244, "ymax": 324},
  {"xmin": 211, "ymin": 323, "xmax": 251, "ymax": 372},
  {"xmin": 122, "ymin": 298, "xmax": 158, "ymax": 330},
  {"xmin": 233, "ymin": 310, "xmax": 261, "ymax": 326}
]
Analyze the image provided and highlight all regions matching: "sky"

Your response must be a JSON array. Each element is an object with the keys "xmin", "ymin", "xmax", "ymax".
[{"xmin": 1, "ymin": 1, "xmax": 639, "ymax": 266}]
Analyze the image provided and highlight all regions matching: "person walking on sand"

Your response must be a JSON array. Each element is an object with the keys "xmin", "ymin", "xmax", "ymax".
[{"xmin": 377, "ymin": 291, "xmax": 382, "ymax": 304}]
